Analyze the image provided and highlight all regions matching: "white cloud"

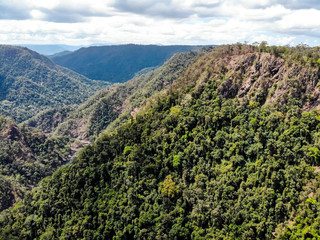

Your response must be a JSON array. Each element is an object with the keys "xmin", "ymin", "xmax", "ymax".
[
  {"xmin": 30, "ymin": 10, "xmax": 45, "ymax": 19},
  {"xmin": 238, "ymin": 4, "xmax": 290, "ymax": 21},
  {"xmin": 0, "ymin": 0, "xmax": 319, "ymax": 46},
  {"xmin": 27, "ymin": 0, "xmax": 60, "ymax": 9},
  {"xmin": 276, "ymin": 9, "xmax": 320, "ymax": 30}
]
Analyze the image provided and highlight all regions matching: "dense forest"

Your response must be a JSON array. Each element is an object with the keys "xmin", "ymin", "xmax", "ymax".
[
  {"xmin": 1, "ymin": 44, "xmax": 320, "ymax": 239},
  {"xmin": 52, "ymin": 44, "xmax": 205, "ymax": 83},
  {"xmin": 0, "ymin": 45, "xmax": 108, "ymax": 122}
]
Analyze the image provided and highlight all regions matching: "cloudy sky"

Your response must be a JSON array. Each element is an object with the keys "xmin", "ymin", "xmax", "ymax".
[{"xmin": 0, "ymin": 0, "xmax": 319, "ymax": 46}]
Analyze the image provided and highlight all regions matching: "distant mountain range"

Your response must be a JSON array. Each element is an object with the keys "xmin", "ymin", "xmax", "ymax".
[
  {"xmin": 51, "ymin": 44, "xmax": 207, "ymax": 83},
  {"xmin": 18, "ymin": 44, "xmax": 81, "ymax": 55},
  {"xmin": 0, "ymin": 45, "xmax": 109, "ymax": 122}
]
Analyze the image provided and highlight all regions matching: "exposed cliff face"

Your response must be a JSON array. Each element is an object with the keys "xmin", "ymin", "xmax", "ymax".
[
  {"xmin": 223, "ymin": 52, "xmax": 319, "ymax": 109},
  {"xmin": 175, "ymin": 49, "xmax": 319, "ymax": 111},
  {"xmin": 0, "ymin": 118, "xmax": 35, "ymax": 163},
  {"xmin": 0, "ymin": 116, "xmax": 71, "ymax": 212},
  {"xmin": 219, "ymin": 52, "xmax": 286, "ymax": 100},
  {"xmin": 0, "ymin": 118, "xmax": 34, "ymax": 211}
]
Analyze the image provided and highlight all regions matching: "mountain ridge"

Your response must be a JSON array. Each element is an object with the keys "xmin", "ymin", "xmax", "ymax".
[
  {"xmin": 52, "ymin": 44, "xmax": 207, "ymax": 83},
  {"xmin": 18, "ymin": 44, "xmax": 81, "ymax": 55}
]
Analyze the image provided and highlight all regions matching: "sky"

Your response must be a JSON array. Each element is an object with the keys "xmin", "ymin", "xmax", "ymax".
[{"xmin": 0, "ymin": 0, "xmax": 319, "ymax": 46}]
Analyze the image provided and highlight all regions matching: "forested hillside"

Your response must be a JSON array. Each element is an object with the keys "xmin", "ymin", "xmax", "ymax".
[
  {"xmin": 26, "ymin": 48, "xmax": 210, "ymax": 141},
  {"xmin": 0, "ymin": 48, "xmax": 208, "ymax": 214},
  {"xmin": 52, "ymin": 44, "xmax": 205, "ymax": 83},
  {"xmin": 1, "ymin": 44, "xmax": 320, "ymax": 239},
  {"xmin": 0, "ymin": 45, "xmax": 108, "ymax": 122},
  {"xmin": 0, "ymin": 115, "xmax": 71, "ymax": 212}
]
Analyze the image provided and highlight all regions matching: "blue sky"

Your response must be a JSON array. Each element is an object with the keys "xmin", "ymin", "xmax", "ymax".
[{"xmin": 0, "ymin": 0, "xmax": 319, "ymax": 46}]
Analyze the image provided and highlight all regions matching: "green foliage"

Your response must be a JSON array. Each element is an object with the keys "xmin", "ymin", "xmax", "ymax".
[
  {"xmin": 24, "ymin": 106, "xmax": 74, "ymax": 133},
  {"xmin": 253, "ymin": 42, "xmax": 320, "ymax": 67},
  {"xmin": 0, "ymin": 175, "xmax": 15, "ymax": 212},
  {"xmin": 123, "ymin": 146, "xmax": 133, "ymax": 155},
  {"xmin": 160, "ymin": 175, "xmax": 180, "ymax": 198},
  {"xmin": 309, "ymin": 147, "xmax": 320, "ymax": 164},
  {"xmin": 170, "ymin": 106, "xmax": 182, "ymax": 118},
  {"xmin": 173, "ymin": 154, "xmax": 181, "ymax": 168}
]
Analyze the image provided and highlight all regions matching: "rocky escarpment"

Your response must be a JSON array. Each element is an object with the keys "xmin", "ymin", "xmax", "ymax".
[
  {"xmin": 0, "ymin": 117, "xmax": 35, "ymax": 211},
  {"xmin": 222, "ymin": 52, "xmax": 319, "ymax": 110},
  {"xmin": 0, "ymin": 118, "xmax": 35, "ymax": 163},
  {"xmin": 0, "ymin": 116, "xmax": 71, "ymax": 212},
  {"xmin": 175, "ymin": 47, "xmax": 319, "ymax": 111}
]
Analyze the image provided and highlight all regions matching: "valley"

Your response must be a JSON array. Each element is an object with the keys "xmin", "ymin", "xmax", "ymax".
[{"xmin": 51, "ymin": 44, "xmax": 206, "ymax": 83}]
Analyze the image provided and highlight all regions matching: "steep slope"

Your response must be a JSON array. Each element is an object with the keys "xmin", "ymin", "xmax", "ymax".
[
  {"xmin": 24, "ymin": 106, "xmax": 74, "ymax": 134},
  {"xmin": 0, "ymin": 45, "xmax": 108, "ymax": 122},
  {"xmin": 26, "ymin": 48, "xmax": 210, "ymax": 141},
  {"xmin": 52, "ymin": 44, "xmax": 205, "ymax": 83},
  {"xmin": 2, "ymin": 44, "xmax": 320, "ymax": 239},
  {"xmin": 0, "ymin": 115, "xmax": 71, "ymax": 212}
]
